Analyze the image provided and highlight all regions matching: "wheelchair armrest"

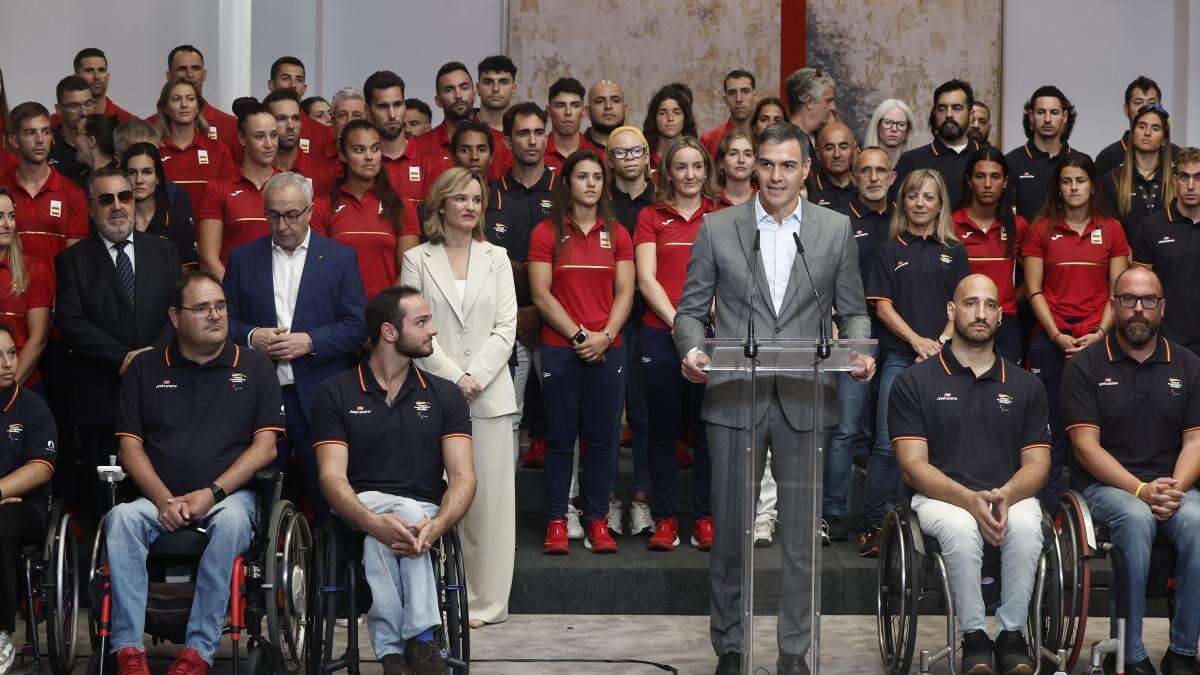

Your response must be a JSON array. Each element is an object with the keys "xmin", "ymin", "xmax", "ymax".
[{"xmin": 254, "ymin": 469, "xmax": 282, "ymax": 488}]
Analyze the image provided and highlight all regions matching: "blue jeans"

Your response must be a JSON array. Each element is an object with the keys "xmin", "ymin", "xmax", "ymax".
[
  {"xmin": 862, "ymin": 352, "xmax": 914, "ymax": 528},
  {"xmin": 1027, "ymin": 331, "xmax": 1067, "ymax": 509},
  {"xmin": 356, "ymin": 491, "xmax": 441, "ymax": 657},
  {"xmin": 826, "ymin": 371, "xmax": 871, "ymax": 517},
  {"xmin": 613, "ymin": 324, "xmax": 650, "ymax": 493},
  {"xmin": 106, "ymin": 490, "xmax": 257, "ymax": 664},
  {"xmin": 541, "ymin": 344, "xmax": 626, "ymax": 524},
  {"xmin": 1083, "ymin": 484, "xmax": 1200, "ymax": 661}
]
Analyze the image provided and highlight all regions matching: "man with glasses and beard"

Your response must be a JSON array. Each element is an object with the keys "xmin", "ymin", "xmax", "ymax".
[
  {"xmin": 890, "ymin": 274, "xmax": 1049, "ymax": 675},
  {"xmin": 894, "ymin": 79, "xmax": 983, "ymax": 208},
  {"xmin": 1062, "ymin": 266, "xmax": 1200, "ymax": 675},
  {"xmin": 312, "ymin": 285, "xmax": 475, "ymax": 675},
  {"xmin": 54, "ymin": 166, "xmax": 180, "ymax": 519}
]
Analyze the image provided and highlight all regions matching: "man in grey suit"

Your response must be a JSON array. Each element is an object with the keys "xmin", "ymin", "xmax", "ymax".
[{"xmin": 675, "ymin": 123, "xmax": 876, "ymax": 675}]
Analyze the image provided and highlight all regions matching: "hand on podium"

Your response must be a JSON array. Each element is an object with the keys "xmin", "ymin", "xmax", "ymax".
[{"xmin": 848, "ymin": 350, "xmax": 876, "ymax": 382}]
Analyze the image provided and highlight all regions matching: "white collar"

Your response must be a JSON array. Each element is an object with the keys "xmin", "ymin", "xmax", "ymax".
[
  {"xmin": 753, "ymin": 194, "xmax": 803, "ymax": 227},
  {"xmin": 271, "ymin": 227, "xmax": 312, "ymax": 256}
]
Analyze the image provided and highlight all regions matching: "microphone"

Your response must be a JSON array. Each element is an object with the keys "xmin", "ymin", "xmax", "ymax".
[
  {"xmin": 793, "ymin": 231, "xmax": 831, "ymax": 361},
  {"xmin": 740, "ymin": 229, "xmax": 762, "ymax": 359}
]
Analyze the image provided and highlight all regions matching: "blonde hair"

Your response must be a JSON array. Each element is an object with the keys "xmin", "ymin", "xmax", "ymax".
[
  {"xmin": 654, "ymin": 136, "xmax": 720, "ymax": 204},
  {"xmin": 605, "ymin": 125, "xmax": 652, "ymax": 182},
  {"xmin": 864, "ymin": 99, "xmax": 917, "ymax": 154},
  {"xmin": 423, "ymin": 167, "xmax": 488, "ymax": 244},
  {"xmin": 1114, "ymin": 107, "xmax": 1175, "ymax": 221},
  {"xmin": 889, "ymin": 169, "xmax": 959, "ymax": 246},
  {"xmin": 152, "ymin": 77, "xmax": 210, "ymax": 140},
  {"xmin": 0, "ymin": 190, "xmax": 28, "ymax": 294}
]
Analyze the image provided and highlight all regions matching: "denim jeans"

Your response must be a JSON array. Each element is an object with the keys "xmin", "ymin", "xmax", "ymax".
[
  {"xmin": 1027, "ymin": 331, "xmax": 1066, "ymax": 509},
  {"xmin": 106, "ymin": 490, "xmax": 256, "ymax": 664},
  {"xmin": 1083, "ymin": 484, "xmax": 1200, "ymax": 661},
  {"xmin": 613, "ymin": 324, "xmax": 650, "ymax": 494},
  {"xmin": 862, "ymin": 352, "xmax": 914, "ymax": 528},
  {"xmin": 911, "ymin": 494, "xmax": 1043, "ymax": 634},
  {"xmin": 826, "ymin": 371, "xmax": 871, "ymax": 517},
  {"xmin": 356, "ymin": 491, "xmax": 441, "ymax": 658}
]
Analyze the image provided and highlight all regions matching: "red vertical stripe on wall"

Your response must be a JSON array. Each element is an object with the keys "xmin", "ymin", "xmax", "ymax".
[{"xmin": 780, "ymin": 0, "xmax": 807, "ymax": 96}]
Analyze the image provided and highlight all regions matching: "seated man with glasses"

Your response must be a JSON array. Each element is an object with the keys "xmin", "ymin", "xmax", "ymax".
[
  {"xmin": 1062, "ymin": 267, "xmax": 1200, "ymax": 675},
  {"xmin": 223, "ymin": 171, "xmax": 367, "ymax": 517}
]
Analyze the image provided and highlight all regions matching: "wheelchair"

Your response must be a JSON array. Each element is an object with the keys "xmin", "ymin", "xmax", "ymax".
[
  {"xmin": 876, "ymin": 500, "xmax": 1068, "ymax": 674},
  {"xmin": 87, "ymin": 462, "xmax": 312, "ymax": 674},
  {"xmin": 1037, "ymin": 489, "xmax": 1178, "ymax": 674},
  {"xmin": 307, "ymin": 516, "xmax": 470, "ymax": 674},
  {"xmin": 7, "ymin": 498, "xmax": 81, "ymax": 675}
]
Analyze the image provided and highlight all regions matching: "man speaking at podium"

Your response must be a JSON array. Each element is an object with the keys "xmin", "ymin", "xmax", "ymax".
[{"xmin": 675, "ymin": 122, "xmax": 876, "ymax": 675}]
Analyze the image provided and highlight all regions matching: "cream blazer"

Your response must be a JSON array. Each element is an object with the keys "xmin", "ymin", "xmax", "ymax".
[{"xmin": 400, "ymin": 240, "xmax": 518, "ymax": 419}]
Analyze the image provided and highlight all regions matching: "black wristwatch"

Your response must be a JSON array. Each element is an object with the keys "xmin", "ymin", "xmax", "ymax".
[{"xmin": 208, "ymin": 482, "xmax": 227, "ymax": 503}]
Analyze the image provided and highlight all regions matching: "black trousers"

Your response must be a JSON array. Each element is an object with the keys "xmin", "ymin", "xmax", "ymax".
[{"xmin": 0, "ymin": 501, "xmax": 46, "ymax": 632}]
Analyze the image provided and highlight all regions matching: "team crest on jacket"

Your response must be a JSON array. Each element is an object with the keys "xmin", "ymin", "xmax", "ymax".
[
  {"xmin": 414, "ymin": 400, "xmax": 431, "ymax": 419},
  {"xmin": 1169, "ymin": 377, "xmax": 1183, "ymax": 397},
  {"xmin": 996, "ymin": 393, "xmax": 1013, "ymax": 412},
  {"xmin": 7, "ymin": 424, "xmax": 21, "ymax": 441},
  {"xmin": 936, "ymin": 392, "xmax": 958, "ymax": 401},
  {"xmin": 230, "ymin": 372, "xmax": 246, "ymax": 390},
  {"xmin": 939, "ymin": 253, "xmax": 951, "ymax": 265}
]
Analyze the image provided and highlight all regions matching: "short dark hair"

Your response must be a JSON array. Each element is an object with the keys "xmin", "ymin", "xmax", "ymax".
[
  {"xmin": 269, "ymin": 56, "xmax": 305, "ymax": 82},
  {"xmin": 263, "ymin": 87, "xmax": 301, "ymax": 108},
  {"xmin": 450, "ymin": 120, "xmax": 494, "ymax": 153},
  {"xmin": 82, "ymin": 114, "xmax": 119, "ymax": 157},
  {"xmin": 171, "ymin": 270, "xmax": 224, "ymax": 310},
  {"xmin": 0, "ymin": 322, "xmax": 16, "ymax": 345},
  {"xmin": 363, "ymin": 71, "xmax": 406, "ymax": 104},
  {"xmin": 404, "ymin": 98, "xmax": 431, "ymax": 121},
  {"xmin": 503, "ymin": 101, "xmax": 547, "ymax": 137},
  {"xmin": 435, "ymin": 61, "xmax": 471, "ymax": 85},
  {"xmin": 928, "ymin": 79, "xmax": 975, "ymax": 133},
  {"xmin": 73, "ymin": 47, "xmax": 107, "ymax": 73},
  {"xmin": 755, "ymin": 122, "xmax": 810, "ymax": 162},
  {"xmin": 367, "ymin": 285, "xmax": 423, "ymax": 343},
  {"xmin": 167, "ymin": 44, "xmax": 204, "ymax": 70},
  {"xmin": 972, "ymin": 101, "xmax": 990, "ymax": 114},
  {"xmin": 1022, "ymin": 85, "xmax": 1077, "ymax": 142},
  {"xmin": 85, "ymin": 164, "xmax": 131, "ymax": 198},
  {"xmin": 56, "ymin": 76, "xmax": 90, "ymax": 104},
  {"xmin": 1124, "ymin": 76, "xmax": 1161, "ymax": 105},
  {"xmin": 548, "ymin": 77, "xmax": 585, "ymax": 103},
  {"xmin": 232, "ymin": 99, "xmax": 274, "ymax": 134},
  {"xmin": 723, "ymin": 69, "xmax": 756, "ymax": 90},
  {"xmin": 120, "ymin": 142, "xmax": 167, "ymax": 191},
  {"xmin": 477, "ymin": 55, "xmax": 516, "ymax": 78},
  {"xmin": 8, "ymin": 102, "xmax": 50, "ymax": 135},
  {"xmin": 301, "ymin": 96, "xmax": 328, "ymax": 116}
]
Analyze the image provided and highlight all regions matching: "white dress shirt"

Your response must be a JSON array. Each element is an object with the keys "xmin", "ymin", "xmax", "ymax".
[
  {"xmin": 103, "ymin": 234, "xmax": 136, "ymax": 274},
  {"xmin": 753, "ymin": 196, "xmax": 803, "ymax": 314},
  {"xmin": 255, "ymin": 228, "xmax": 310, "ymax": 386}
]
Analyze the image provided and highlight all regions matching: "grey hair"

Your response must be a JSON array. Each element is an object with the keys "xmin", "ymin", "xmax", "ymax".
[
  {"xmin": 784, "ymin": 67, "xmax": 836, "ymax": 111},
  {"xmin": 86, "ymin": 164, "xmax": 133, "ymax": 198},
  {"xmin": 264, "ymin": 171, "xmax": 313, "ymax": 204},
  {"xmin": 331, "ymin": 86, "xmax": 365, "ymax": 109},
  {"xmin": 864, "ymin": 98, "xmax": 917, "ymax": 154}
]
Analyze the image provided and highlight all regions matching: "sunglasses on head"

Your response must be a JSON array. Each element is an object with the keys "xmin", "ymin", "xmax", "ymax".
[{"xmin": 96, "ymin": 191, "xmax": 134, "ymax": 206}]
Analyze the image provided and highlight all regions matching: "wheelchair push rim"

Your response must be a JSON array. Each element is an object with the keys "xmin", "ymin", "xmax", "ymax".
[
  {"xmin": 264, "ymin": 499, "xmax": 312, "ymax": 673},
  {"xmin": 46, "ymin": 511, "xmax": 80, "ymax": 672},
  {"xmin": 876, "ymin": 509, "xmax": 917, "ymax": 674}
]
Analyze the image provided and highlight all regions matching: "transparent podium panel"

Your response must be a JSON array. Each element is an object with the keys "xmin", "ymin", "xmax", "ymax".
[{"xmin": 700, "ymin": 338, "xmax": 877, "ymax": 674}]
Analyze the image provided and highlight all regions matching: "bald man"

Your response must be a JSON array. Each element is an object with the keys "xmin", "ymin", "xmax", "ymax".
[
  {"xmin": 806, "ymin": 122, "xmax": 858, "ymax": 210},
  {"xmin": 889, "ymin": 274, "xmax": 1049, "ymax": 675},
  {"xmin": 584, "ymin": 80, "xmax": 627, "ymax": 151}
]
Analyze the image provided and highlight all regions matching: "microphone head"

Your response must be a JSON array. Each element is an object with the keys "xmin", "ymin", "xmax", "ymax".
[
  {"xmin": 792, "ymin": 231, "xmax": 805, "ymax": 255},
  {"xmin": 753, "ymin": 228, "xmax": 761, "ymax": 251}
]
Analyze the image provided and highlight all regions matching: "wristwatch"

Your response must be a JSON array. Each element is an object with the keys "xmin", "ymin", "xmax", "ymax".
[
  {"xmin": 600, "ymin": 329, "xmax": 615, "ymax": 345},
  {"xmin": 208, "ymin": 482, "xmax": 227, "ymax": 504},
  {"xmin": 938, "ymin": 333, "xmax": 951, "ymax": 345}
]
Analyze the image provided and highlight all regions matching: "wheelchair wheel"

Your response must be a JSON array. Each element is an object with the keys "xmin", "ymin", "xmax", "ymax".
[
  {"xmin": 86, "ymin": 524, "xmax": 115, "ymax": 675},
  {"xmin": 435, "ymin": 528, "xmax": 469, "ymax": 673},
  {"xmin": 45, "ymin": 511, "xmax": 80, "ymax": 675},
  {"xmin": 1054, "ymin": 491, "xmax": 1092, "ymax": 674},
  {"xmin": 876, "ymin": 509, "xmax": 918, "ymax": 675},
  {"xmin": 264, "ymin": 500, "xmax": 312, "ymax": 673},
  {"xmin": 1028, "ymin": 512, "xmax": 1066, "ymax": 671}
]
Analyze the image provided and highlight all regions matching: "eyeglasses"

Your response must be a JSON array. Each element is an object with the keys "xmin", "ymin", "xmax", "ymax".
[
  {"xmin": 59, "ymin": 99, "xmax": 95, "ymax": 113},
  {"xmin": 265, "ymin": 203, "xmax": 312, "ymax": 225},
  {"xmin": 879, "ymin": 119, "xmax": 909, "ymax": 131},
  {"xmin": 96, "ymin": 191, "xmax": 134, "ymax": 206},
  {"xmin": 609, "ymin": 146, "xmax": 647, "ymax": 160},
  {"xmin": 1115, "ymin": 294, "xmax": 1162, "ymax": 309},
  {"xmin": 181, "ymin": 301, "xmax": 230, "ymax": 317}
]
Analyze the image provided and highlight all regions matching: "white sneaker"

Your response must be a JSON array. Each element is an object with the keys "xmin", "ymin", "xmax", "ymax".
[
  {"xmin": 0, "ymin": 631, "xmax": 15, "ymax": 675},
  {"xmin": 606, "ymin": 499, "xmax": 624, "ymax": 536},
  {"xmin": 566, "ymin": 505, "xmax": 584, "ymax": 539},
  {"xmin": 629, "ymin": 501, "xmax": 654, "ymax": 535},
  {"xmin": 753, "ymin": 518, "xmax": 776, "ymax": 548},
  {"xmin": 820, "ymin": 519, "xmax": 831, "ymax": 547}
]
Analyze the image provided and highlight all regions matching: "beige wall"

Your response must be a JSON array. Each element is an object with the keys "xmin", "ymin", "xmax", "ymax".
[{"xmin": 507, "ymin": 0, "xmax": 781, "ymax": 136}]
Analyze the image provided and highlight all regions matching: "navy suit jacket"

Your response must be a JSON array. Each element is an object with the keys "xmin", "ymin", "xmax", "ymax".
[{"xmin": 223, "ymin": 233, "xmax": 367, "ymax": 423}]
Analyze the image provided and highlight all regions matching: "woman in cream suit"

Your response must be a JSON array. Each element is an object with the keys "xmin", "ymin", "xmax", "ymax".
[{"xmin": 401, "ymin": 167, "xmax": 518, "ymax": 626}]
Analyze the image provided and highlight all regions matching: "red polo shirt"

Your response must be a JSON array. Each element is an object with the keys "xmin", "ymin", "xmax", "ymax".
[
  {"xmin": 0, "ymin": 150, "xmax": 15, "ymax": 182},
  {"xmin": 699, "ymin": 118, "xmax": 734, "ymax": 159},
  {"xmin": 0, "ymin": 256, "xmax": 53, "ymax": 386},
  {"xmin": 0, "ymin": 168, "xmax": 89, "ymax": 274},
  {"xmin": 285, "ymin": 147, "xmax": 335, "ymax": 197},
  {"xmin": 527, "ymin": 218, "xmax": 633, "ymax": 346},
  {"xmin": 1022, "ymin": 215, "xmax": 1130, "ymax": 335},
  {"xmin": 633, "ymin": 200, "xmax": 716, "ymax": 329},
  {"xmin": 231, "ymin": 113, "xmax": 334, "ymax": 166},
  {"xmin": 311, "ymin": 185, "xmax": 419, "ymax": 300},
  {"xmin": 195, "ymin": 168, "xmax": 277, "ymax": 264},
  {"xmin": 544, "ymin": 133, "xmax": 602, "ymax": 173},
  {"xmin": 383, "ymin": 149, "xmax": 426, "ymax": 208},
  {"xmin": 409, "ymin": 121, "xmax": 511, "ymax": 192},
  {"xmin": 160, "ymin": 132, "xmax": 237, "ymax": 213},
  {"xmin": 148, "ymin": 105, "xmax": 240, "ymax": 156},
  {"xmin": 951, "ymin": 208, "xmax": 1030, "ymax": 316},
  {"xmin": 49, "ymin": 97, "xmax": 137, "ymax": 128}
]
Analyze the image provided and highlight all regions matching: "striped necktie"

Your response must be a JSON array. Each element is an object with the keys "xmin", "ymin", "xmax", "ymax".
[{"xmin": 112, "ymin": 239, "xmax": 135, "ymax": 306}]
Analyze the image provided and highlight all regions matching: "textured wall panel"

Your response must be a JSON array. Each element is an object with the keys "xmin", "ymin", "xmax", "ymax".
[
  {"xmin": 806, "ymin": 0, "xmax": 1002, "ymax": 147},
  {"xmin": 508, "ymin": 0, "xmax": 782, "ymax": 135}
]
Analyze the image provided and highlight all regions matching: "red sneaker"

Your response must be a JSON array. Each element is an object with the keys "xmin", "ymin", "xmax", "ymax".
[
  {"xmin": 647, "ymin": 518, "xmax": 680, "ymax": 551},
  {"xmin": 166, "ymin": 647, "xmax": 209, "ymax": 674},
  {"xmin": 116, "ymin": 647, "xmax": 151, "ymax": 675},
  {"xmin": 620, "ymin": 425, "xmax": 633, "ymax": 446},
  {"xmin": 543, "ymin": 519, "xmax": 570, "ymax": 555},
  {"xmin": 522, "ymin": 437, "xmax": 547, "ymax": 468},
  {"xmin": 675, "ymin": 438, "xmax": 693, "ymax": 468},
  {"xmin": 691, "ymin": 517, "xmax": 715, "ymax": 551},
  {"xmin": 583, "ymin": 518, "xmax": 618, "ymax": 553}
]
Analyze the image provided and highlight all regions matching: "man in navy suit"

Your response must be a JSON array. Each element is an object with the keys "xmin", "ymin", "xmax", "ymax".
[{"xmin": 223, "ymin": 171, "xmax": 366, "ymax": 513}]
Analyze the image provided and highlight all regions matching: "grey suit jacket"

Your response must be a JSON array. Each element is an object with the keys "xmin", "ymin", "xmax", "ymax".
[{"xmin": 673, "ymin": 198, "xmax": 871, "ymax": 431}]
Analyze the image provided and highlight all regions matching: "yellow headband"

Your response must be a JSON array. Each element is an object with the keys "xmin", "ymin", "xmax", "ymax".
[{"xmin": 606, "ymin": 125, "xmax": 648, "ymax": 152}]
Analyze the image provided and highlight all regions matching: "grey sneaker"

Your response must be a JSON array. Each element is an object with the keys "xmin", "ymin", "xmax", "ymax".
[
  {"xmin": 629, "ymin": 500, "xmax": 654, "ymax": 535},
  {"xmin": 0, "ymin": 632, "xmax": 15, "ymax": 675},
  {"xmin": 566, "ymin": 505, "xmax": 584, "ymax": 539},
  {"xmin": 753, "ymin": 518, "xmax": 776, "ymax": 548},
  {"xmin": 606, "ymin": 499, "xmax": 624, "ymax": 536}
]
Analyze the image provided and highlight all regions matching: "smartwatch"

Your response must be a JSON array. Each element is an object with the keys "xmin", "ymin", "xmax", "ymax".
[{"xmin": 208, "ymin": 482, "xmax": 227, "ymax": 504}]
